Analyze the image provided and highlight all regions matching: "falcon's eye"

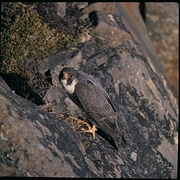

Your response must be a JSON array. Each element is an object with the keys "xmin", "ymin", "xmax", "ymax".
[{"xmin": 70, "ymin": 75, "xmax": 74, "ymax": 78}]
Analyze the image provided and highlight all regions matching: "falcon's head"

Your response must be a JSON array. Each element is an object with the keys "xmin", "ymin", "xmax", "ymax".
[{"xmin": 59, "ymin": 67, "xmax": 79, "ymax": 94}]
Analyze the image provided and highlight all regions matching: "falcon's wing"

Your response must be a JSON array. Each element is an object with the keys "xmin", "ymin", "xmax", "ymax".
[
  {"xmin": 75, "ymin": 79, "xmax": 123, "ymax": 144},
  {"xmin": 88, "ymin": 79, "xmax": 116, "ymax": 111},
  {"xmin": 74, "ymin": 79, "xmax": 117, "ymax": 124},
  {"xmin": 101, "ymin": 87, "xmax": 116, "ymax": 112}
]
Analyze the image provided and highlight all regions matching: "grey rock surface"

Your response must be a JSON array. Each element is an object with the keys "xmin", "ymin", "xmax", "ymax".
[
  {"xmin": 81, "ymin": 2, "xmax": 115, "ymax": 15},
  {"xmin": 92, "ymin": 11, "xmax": 131, "ymax": 48},
  {"xmin": 56, "ymin": 2, "xmax": 66, "ymax": 18},
  {"xmin": 0, "ymin": 2, "xmax": 178, "ymax": 178},
  {"xmin": 0, "ymin": 77, "xmax": 99, "ymax": 177},
  {"xmin": 75, "ymin": 2, "xmax": 88, "ymax": 10}
]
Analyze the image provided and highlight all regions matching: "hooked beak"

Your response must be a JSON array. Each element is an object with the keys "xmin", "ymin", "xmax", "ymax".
[{"xmin": 63, "ymin": 72, "xmax": 70, "ymax": 80}]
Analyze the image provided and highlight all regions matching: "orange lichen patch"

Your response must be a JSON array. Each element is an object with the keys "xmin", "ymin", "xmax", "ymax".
[
  {"xmin": 158, "ymin": 54, "xmax": 178, "ymax": 100},
  {"xmin": 123, "ymin": 2, "xmax": 140, "ymax": 30},
  {"xmin": 155, "ymin": 45, "xmax": 164, "ymax": 53},
  {"xmin": 169, "ymin": 70, "xmax": 178, "ymax": 91},
  {"xmin": 161, "ymin": 60, "xmax": 178, "ymax": 100}
]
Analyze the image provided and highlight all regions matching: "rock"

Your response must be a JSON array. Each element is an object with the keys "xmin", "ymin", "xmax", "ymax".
[
  {"xmin": 92, "ymin": 11, "xmax": 131, "ymax": 48},
  {"xmin": 0, "ymin": 2, "xmax": 178, "ymax": 178},
  {"xmin": 75, "ymin": 2, "xmax": 88, "ymax": 10},
  {"xmin": 42, "ymin": 85, "xmax": 83, "ymax": 116},
  {"xmin": 38, "ymin": 51, "xmax": 72, "ymax": 74},
  {"xmin": 0, "ymin": 77, "xmax": 98, "ymax": 177},
  {"xmin": 56, "ymin": 2, "xmax": 66, "ymax": 18},
  {"xmin": 81, "ymin": 2, "xmax": 115, "ymax": 15},
  {"xmin": 42, "ymin": 86, "xmax": 63, "ymax": 104},
  {"xmin": 38, "ymin": 3, "xmax": 178, "ymax": 178}
]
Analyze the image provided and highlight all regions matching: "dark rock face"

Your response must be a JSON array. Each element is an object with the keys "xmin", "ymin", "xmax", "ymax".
[
  {"xmin": 0, "ymin": 2, "xmax": 178, "ymax": 178},
  {"xmin": 0, "ymin": 77, "xmax": 98, "ymax": 177}
]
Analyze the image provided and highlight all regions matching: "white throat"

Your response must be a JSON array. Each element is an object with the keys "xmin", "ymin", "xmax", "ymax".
[{"xmin": 61, "ymin": 78, "xmax": 78, "ymax": 94}]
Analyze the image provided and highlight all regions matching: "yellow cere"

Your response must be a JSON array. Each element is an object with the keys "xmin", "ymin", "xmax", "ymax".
[{"xmin": 63, "ymin": 72, "xmax": 70, "ymax": 80}]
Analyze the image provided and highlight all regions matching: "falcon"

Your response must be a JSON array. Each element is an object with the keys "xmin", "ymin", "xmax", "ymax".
[{"xmin": 59, "ymin": 67, "xmax": 126, "ymax": 150}]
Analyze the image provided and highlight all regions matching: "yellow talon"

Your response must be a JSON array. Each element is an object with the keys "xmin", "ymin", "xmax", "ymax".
[
  {"xmin": 81, "ymin": 124, "xmax": 97, "ymax": 139},
  {"xmin": 68, "ymin": 116, "xmax": 97, "ymax": 139}
]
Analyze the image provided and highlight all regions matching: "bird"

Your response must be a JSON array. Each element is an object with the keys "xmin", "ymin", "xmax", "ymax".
[{"xmin": 59, "ymin": 67, "xmax": 126, "ymax": 150}]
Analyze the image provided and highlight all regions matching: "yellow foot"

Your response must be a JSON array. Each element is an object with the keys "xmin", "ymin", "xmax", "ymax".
[
  {"xmin": 68, "ymin": 116, "xmax": 97, "ymax": 139},
  {"xmin": 81, "ymin": 124, "xmax": 97, "ymax": 139}
]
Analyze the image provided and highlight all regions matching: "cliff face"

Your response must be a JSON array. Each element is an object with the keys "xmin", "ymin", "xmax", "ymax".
[
  {"xmin": 0, "ymin": 77, "xmax": 99, "ymax": 177},
  {"xmin": 0, "ymin": 2, "xmax": 178, "ymax": 178}
]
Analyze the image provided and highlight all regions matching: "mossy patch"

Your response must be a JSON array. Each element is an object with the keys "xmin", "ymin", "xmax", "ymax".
[
  {"xmin": 0, "ymin": 2, "xmax": 89, "ymax": 103},
  {"xmin": 1, "ymin": 2, "xmax": 81, "ymax": 77}
]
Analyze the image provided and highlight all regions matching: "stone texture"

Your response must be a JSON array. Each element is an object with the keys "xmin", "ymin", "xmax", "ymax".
[
  {"xmin": 93, "ymin": 11, "xmax": 131, "ymax": 48},
  {"xmin": 36, "ymin": 4, "xmax": 178, "ymax": 178},
  {"xmin": 0, "ymin": 2, "xmax": 178, "ymax": 178},
  {"xmin": 56, "ymin": 2, "xmax": 66, "ymax": 18},
  {"xmin": 75, "ymin": 2, "xmax": 88, "ymax": 10},
  {"xmin": 81, "ymin": 2, "xmax": 115, "ymax": 15},
  {"xmin": 0, "ymin": 77, "xmax": 99, "ymax": 177},
  {"xmin": 38, "ymin": 51, "xmax": 72, "ymax": 74}
]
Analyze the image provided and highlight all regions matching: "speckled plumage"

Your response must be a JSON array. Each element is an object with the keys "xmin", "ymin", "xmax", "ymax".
[{"xmin": 59, "ymin": 67, "xmax": 125, "ymax": 150}]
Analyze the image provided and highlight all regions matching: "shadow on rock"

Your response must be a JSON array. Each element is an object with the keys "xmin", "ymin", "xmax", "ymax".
[{"xmin": 0, "ymin": 73, "xmax": 43, "ymax": 105}]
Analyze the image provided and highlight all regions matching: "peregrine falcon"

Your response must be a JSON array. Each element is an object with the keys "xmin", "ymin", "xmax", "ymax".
[{"xmin": 59, "ymin": 67, "xmax": 126, "ymax": 150}]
